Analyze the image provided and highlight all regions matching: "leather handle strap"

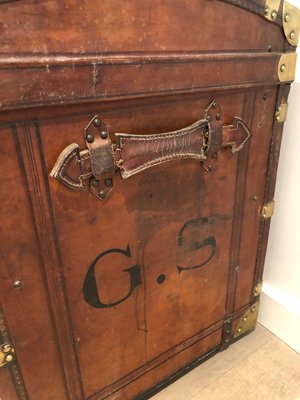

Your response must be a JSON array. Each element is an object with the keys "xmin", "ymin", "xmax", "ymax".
[{"xmin": 50, "ymin": 100, "xmax": 251, "ymax": 201}]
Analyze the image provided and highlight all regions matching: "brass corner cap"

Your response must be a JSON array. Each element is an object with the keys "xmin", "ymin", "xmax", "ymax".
[
  {"xmin": 234, "ymin": 301, "xmax": 260, "ymax": 339},
  {"xmin": 283, "ymin": 1, "xmax": 300, "ymax": 46},
  {"xmin": 278, "ymin": 53, "xmax": 297, "ymax": 82},
  {"xmin": 262, "ymin": 200, "xmax": 275, "ymax": 219}
]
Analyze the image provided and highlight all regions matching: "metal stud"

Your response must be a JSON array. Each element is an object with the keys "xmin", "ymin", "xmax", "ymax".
[
  {"xmin": 206, "ymin": 115, "xmax": 212, "ymax": 122},
  {"xmin": 264, "ymin": 7, "xmax": 270, "ymax": 16},
  {"xmin": 91, "ymin": 179, "xmax": 99, "ymax": 187},
  {"xmin": 243, "ymin": 317, "xmax": 248, "ymax": 322},
  {"xmin": 276, "ymin": 115, "xmax": 281, "ymax": 122},
  {"xmin": 271, "ymin": 11, "xmax": 277, "ymax": 20},
  {"xmin": 99, "ymin": 190, "xmax": 106, "ymax": 199},
  {"xmin": 284, "ymin": 13, "xmax": 290, "ymax": 23},
  {"xmin": 93, "ymin": 118, "xmax": 101, "ymax": 127},
  {"xmin": 237, "ymin": 327, "xmax": 242, "ymax": 333},
  {"xmin": 251, "ymin": 306, "xmax": 256, "ymax": 313},
  {"xmin": 212, "ymin": 101, "xmax": 218, "ymax": 109},
  {"xmin": 216, "ymin": 113, "xmax": 221, "ymax": 121},
  {"xmin": 104, "ymin": 178, "xmax": 113, "ymax": 187},
  {"xmin": 5, "ymin": 354, "xmax": 13, "ymax": 362},
  {"xmin": 289, "ymin": 31, "xmax": 295, "ymax": 40},
  {"xmin": 100, "ymin": 131, "xmax": 108, "ymax": 140},
  {"xmin": 12, "ymin": 280, "xmax": 23, "ymax": 290},
  {"xmin": 86, "ymin": 133, "xmax": 94, "ymax": 143},
  {"xmin": 2, "ymin": 344, "xmax": 11, "ymax": 353},
  {"xmin": 280, "ymin": 64, "xmax": 286, "ymax": 72}
]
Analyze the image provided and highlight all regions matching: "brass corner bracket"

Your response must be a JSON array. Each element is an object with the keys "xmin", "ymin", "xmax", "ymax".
[
  {"xmin": 234, "ymin": 301, "xmax": 260, "ymax": 339},
  {"xmin": 278, "ymin": 53, "xmax": 297, "ymax": 82},
  {"xmin": 0, "ymin": 342, "xmax": 14, "ymax": 368},
  {"xmin": 265, "ymin": 1, "xmax": 300, "ymax": 47},
  {"xmin": 275, "ymin": 103, "xmax": 289, "ymax": 123},
  {"xmin": 262, "ymin": 200, "xmax": 275, "ymax": 219},
  {"xmin": 283, "ymin": 2, "xmax": 300, "ymax": 46}
]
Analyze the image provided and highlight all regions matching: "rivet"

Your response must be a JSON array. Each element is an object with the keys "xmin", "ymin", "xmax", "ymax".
[
  {"xmin": 243, "ymin": 317, "xmax": 247, "ymax": 322},
  {"xmin": 100, "ymin": 131, "xmax": 108, "ymax": 140},
  {"xmin": 12, "ymin": 280, "xmax": 23, "ymax": 290},
  {"xmin": 99, "ymin": 190, "xmax": 106, "ymax": 199},
  {"xmin": 264, "ymin": 7, "xmax": 270, "ymax": 16},
  {"xmin": 86, "ymin": 133, "xmax": 94, "ymax": 143},
  {"xmin": 268, "ymin": 45, "xmax": 272, "ymax": 53},
  {"xmin": 93, "ymin": 118, "xmax": 101, "ymax": 127},
  {"xmin": 263, "ymin": 94, "xmax": 267, "ymax": 101},
  {"xmin": 206, "ymin": 115, "xmax": 212, "ymax": 122},
  {"xmin": 3, "ymin": 344, "xmax": 11, "ymax": 353},
  {"xmin": 212, "ymin": 101, "xmax": 218, "ymax": 109},
  {"xmin": 276, "ymin": 115, "xmax": 281, "ymax": 122},
  {"xmin": 237, "ymin": 327, "xmax": 242, "ymax": 333},
  {"xmin": 271, "ymin": 11, "xmax": 277, "ymax": 20},
  {"xmin": 251, "ymin": 307, "xmax": 256, "ymax": 313},
  {"xmin": 252, "ymin": 195, "xmax": 258, "ymax": 202},
  {"xmin": 91, "ymin": 179, "xmax": 99, "ymax": 187},
  {"xmin": 284, "ymin": 14, "xmax": 290, "ymax": 22},
  {"xmin": 226, "ymin": 329, "xmax": 230, "ymax": 334},
  {"xmin": 216, "ymin": 113, "xmax": 221, "ymax": 121},
  {"xmin": 5, "ymin": 354, "xmax": 13, "ymax": 362},
  {"xmin": 225, "ymin": 338, "xmax": 230, "ymax": 343},
  {"xmin": 207, "ymin": 165, "xmax": 213, "ymax": 172},
  {"xmin": 289, "ymin": 31, "xmax": 295, "ymax": 40},
  {"xmin": 104, "ymin": 178, "xmax": 113, "ymax": 187},
  {"xmin": 280, "ymin": 64, "xmax": 286, "ymax": 72}
]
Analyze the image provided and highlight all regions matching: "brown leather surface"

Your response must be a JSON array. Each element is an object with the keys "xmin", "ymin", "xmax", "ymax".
[{"xmin": 0, "ymin": 0, "xmax": 295, "ymax": 399}]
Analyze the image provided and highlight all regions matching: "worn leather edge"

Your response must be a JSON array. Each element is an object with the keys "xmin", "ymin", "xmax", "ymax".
[{"xmin": 253, "ymin": 84, "xmax": 291, "ymax": 288}]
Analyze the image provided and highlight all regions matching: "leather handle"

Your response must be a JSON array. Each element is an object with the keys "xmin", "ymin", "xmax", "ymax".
[{"xmin": 50, "ymin": 100, "xmax": 251, "ymax": 201}]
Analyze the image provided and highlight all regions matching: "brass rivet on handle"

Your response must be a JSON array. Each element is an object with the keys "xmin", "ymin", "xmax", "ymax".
[
  {"xmin": 237, "ymin": 327, "xmax": 242, "ymax": 333},
  {"xmin": 251, "ymin": 307, "xmax": 256, "ymax": 313},
  {"xmin": 216, "ymin": 113, "xmax": 221, "ymax": 121},
  {"xmin": 104, "ymin": 178, "xmax": 113, "ymax": 187},
  {"xmin": 99, "ymin": 190, "xmax": 106, "ymax": 199},
  {"xmin": 86, "ymin": 134, "xmax": 94, "ymax": 143},
  {"xmin": 100, "ymin": 131, "xmax": 108, "ymax": 139},
  {"xmin": 91, "ymin": 179, "xmax": 99, "ymax": 187},
  {"xmin": 284, "ymin": 13, "xmax": 290, "ymax": 22},
  {"xmin": 93, "ymin": 118, "xmax": 101, "ymax": 127},
  {"xmin": 264, "ymin": 7, "xmax": 270, "ymax": 16}
]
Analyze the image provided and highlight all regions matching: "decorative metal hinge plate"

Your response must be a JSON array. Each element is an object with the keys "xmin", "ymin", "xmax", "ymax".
[
  {"xmin": 262, "ymin": 200, "xmax": 275, "ymax": 219},
  {"xmin": 278, "ymin": 53, "xmax": 297, "ymax": 82},
  {"xmin": 0, "ymin": 342, "xmax": 15, "ymax": 368},
  {"xmin": 283, "ymin": 2, "xmax": 300, "ymax": 46},
  {"xmin": 234, "ymin": 301, "xmax": 260, "ymax": 339},
  {"xmin": 275, "ymin": 103, "xmax": 289, "ymax": 123}
]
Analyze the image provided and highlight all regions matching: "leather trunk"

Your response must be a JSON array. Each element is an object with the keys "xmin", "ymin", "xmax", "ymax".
[{"xmin": 0, "ymin": 1, "xmax": 298, "ymax": 399}]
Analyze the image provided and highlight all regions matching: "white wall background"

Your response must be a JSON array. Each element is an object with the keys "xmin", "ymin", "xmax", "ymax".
[{"xmin": 258, "ymin": 0, "xmax": 300, "ymax": 353}]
